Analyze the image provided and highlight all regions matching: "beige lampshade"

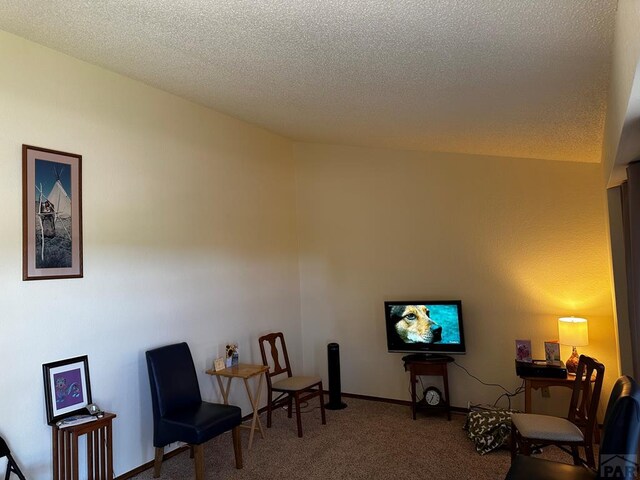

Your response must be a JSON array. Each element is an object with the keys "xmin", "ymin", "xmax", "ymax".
[{"xmin": 558, "ymin": 317, "xmax": 589, "ymax": 347}]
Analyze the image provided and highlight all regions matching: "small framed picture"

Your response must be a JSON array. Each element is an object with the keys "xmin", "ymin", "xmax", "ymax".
[
  {"xmin": 43, "ymin": 355, "xmax": 92, "ymax": 425},
  {"xmin": 544, "ymin": 341, "xmax": 561, "ymax": 364},
  {"xmin": 213, "ymin": 357, "xmax": 226, "ymax": 371},
  {"xmin": 225, "ymin": 343, "xmax": 239, "ymax": 367},
  {"xmin": 515, "ymin": 339, "xmax": 532, "ymax": 362}
]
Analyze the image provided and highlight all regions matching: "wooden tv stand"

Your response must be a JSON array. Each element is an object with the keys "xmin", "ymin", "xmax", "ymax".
[{"xmin": 403, "ymin": 354, "xmax": 454, "ymax": 421}]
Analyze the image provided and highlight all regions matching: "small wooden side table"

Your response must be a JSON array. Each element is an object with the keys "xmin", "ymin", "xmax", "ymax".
[
  {"xmin": 403, "ymin": 355, "xmax": 454, "ymax": 421},
  {"xmin": 52, "ymin": 412, "xmax": 115, "ymax": 480},
  {"xmin": 206, "ymin": 363, "xmax": 268, "ymax": 450}
]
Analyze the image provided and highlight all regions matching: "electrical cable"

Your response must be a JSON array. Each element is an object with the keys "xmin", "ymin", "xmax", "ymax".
[
  {"xmin": 273, "ymin": 392, "xmax": 315, "ymax": 414},
  {"xmin": 452, "ymin": 360, "xmax": 524, "ymax": 409}
]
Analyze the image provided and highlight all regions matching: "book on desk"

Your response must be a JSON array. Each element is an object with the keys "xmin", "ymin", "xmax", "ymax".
[{"xmin": 55, "ymin": 414, "xmax": 98, "ymax": 428}]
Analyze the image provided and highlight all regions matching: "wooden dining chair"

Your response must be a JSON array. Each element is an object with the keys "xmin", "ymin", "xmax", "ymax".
[
  {"xmin": 258, "ymin": 332, "xmax": 327, "ymax": 437},
  {"xmin": 510, "ymin": 355, "xmax": 605, "ymax": 468},
  {"xmin": 506, "ymin": 375, "xmax": 640, "ymax": 480}
]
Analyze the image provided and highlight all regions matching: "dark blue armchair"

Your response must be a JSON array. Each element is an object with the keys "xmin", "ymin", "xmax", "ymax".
[{"xmin": 146, "ymin": 342, "xmax": 242, "ymax": 479}]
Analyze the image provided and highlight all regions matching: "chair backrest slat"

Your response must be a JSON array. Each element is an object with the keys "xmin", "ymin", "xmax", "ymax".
[
  {"xmin": 567, "ymin": 355, "xmax": 604, "ymax": 443},
  {"xmin": 259, "ymin": 332, "xmax": 293, "ymax": 382}
]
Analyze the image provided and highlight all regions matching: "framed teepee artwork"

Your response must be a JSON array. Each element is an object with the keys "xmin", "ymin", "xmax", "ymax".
[{"xmin": 22, "ymin": 145, "xmax": 83, "ymax": 280}]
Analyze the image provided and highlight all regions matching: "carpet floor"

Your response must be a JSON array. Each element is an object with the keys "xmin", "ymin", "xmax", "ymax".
[{"xmin": 129, "ymin": 397, "xmax": 582, "ymax": 480}]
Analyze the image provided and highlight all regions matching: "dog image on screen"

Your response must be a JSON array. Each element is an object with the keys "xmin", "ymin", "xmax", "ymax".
[{"xmin": 391, "ymin": 305, "xmax": 443, "ymax": 343}]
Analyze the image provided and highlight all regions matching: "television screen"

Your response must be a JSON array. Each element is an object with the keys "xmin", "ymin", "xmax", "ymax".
[{"xmin": 385, "ymin": 300, "xmax": 466, "ymax": 354}]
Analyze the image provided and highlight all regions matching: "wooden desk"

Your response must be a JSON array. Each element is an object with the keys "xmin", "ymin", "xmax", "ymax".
[
  {"xmin": 524, "ymin": 375, "xmax": 573, "ymax": 413},
  {"xmin": 206, "ymin": 363, "xmax": 268, "ymax": 450},
  {"xmin": 523, "ymin": 374, "xmax": 599, "ymax": 442},
  {"xmin": 403, "ymin": 355, "xmax": 454, "ymax": 421},
  {"xmin": 52, "ymin": 412, "xmax": 115, "ymax": 480}
]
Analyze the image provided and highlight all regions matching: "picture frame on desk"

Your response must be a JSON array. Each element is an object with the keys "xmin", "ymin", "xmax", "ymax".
[
  {"xmin": 213, "ymin": 357, "xmax": 226, "ymax": 371},
  {"xmin": 225, "ymin": 343, "xmax": 239, "ymax": 367},
  {"xmin": 43, "ymin": 355, "xmax": 92, "ymax": 425},
  {"xmin": 515, "ymin": 339, "xmax": 532, "ymax": 362},
  {"xmin": 544, "ymin": 341, "xmax": 561, "ymax": 364}
]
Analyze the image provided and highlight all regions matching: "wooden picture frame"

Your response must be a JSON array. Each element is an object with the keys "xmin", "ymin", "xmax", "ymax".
[
  {"xmin": 22, "ymin": 145, "xmax": 83, "ymax": 280},
  {"xmin": 42, "ymin": 355, "xmax": 92, "ymax": 425}
]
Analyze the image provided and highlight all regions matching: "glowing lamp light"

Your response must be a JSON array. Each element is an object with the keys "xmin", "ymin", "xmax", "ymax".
[{"xmin": 558, "ymin": 317, "xmax": 589, "ymax": 374}]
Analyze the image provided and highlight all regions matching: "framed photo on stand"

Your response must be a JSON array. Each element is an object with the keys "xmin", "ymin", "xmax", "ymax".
[
  {"xmin": 42, "ymin": 355, "xmax": 92, "ymax": 424},
  {"xmin": 515, "ymin": 339, "xmax": 532, "ymax": 362},
  {"xmin": 544, "ymin": 341, "xmax": 561, "ymax": 364}
]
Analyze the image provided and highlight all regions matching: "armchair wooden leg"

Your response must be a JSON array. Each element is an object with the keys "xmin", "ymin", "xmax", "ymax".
[
  {"xmin": 288, "ymin": 395, "xmax": 293, "ymax": 419},
  {"xmin": 189, "ymin": 445, "xmax": 194, "ymax": 459},
  {"xmin": 232, "ymin": 426, "xmax": 243, "ymax": 469},
  {"xmin": 294, "ymin": 393, "xmax": 303, "ymax": 437},
  {"xmin": 193, "ymin": 444, "xmax": 204, "ymax": 480},
  {"xmin": 153, "ymin": 447, "xmax": 163, "ymax": 478}
]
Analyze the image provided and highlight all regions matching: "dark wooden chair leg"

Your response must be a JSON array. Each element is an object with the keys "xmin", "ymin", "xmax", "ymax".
[
  {"xmin": 584, "ymin": 444, "xmax": 595, "ymax": 468},
  {"xmin": 266, "ymin": 389, "xmax": 273, "ymax": 428},
  {"xmin": 189, "ymin": 445, "xmax": 194, "ymax": 459},
  {"xmin": 288, "ymin": 395, "xmax": 293, "ymax": 419},
  {"xmin": 571, "ymin": 446, "xmax": 581, "ymax": 465},
  {"xmin": 193, "ymin": 444, "xmax": 204, "ymax": 480},
  {"xmin": 294, "ymin": 393, "xmax": 303, "ymax": 437},
  {"xmin": 510, "ymin": 425, "xmax": 517, "ymax": 462},
  {"xmin": 232, "ymin": 426, "xmax": 243, "ymax": 469},
  {"xmin": 153, "ymin": 447, "xmax": 163, "ymax": 478},
  {"xmin": 319, "ymin": 383, "xmax": 326, "ymax": 425}
]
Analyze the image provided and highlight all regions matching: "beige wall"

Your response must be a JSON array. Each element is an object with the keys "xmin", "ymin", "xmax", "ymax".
[
  {"xmin": 295, "ymin": 143, "xmax": 618, "ymax": 416},
  {"xmin": 0, "ymin": 31, "xmax": 300, "ymax": 478}
]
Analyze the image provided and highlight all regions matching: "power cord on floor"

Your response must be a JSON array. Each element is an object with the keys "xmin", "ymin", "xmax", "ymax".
[
  {"xmin": 273, "ymin": 392, "xmax": 316, "ymax": 414},
  {"xmin": 452, "ymin": 360, "xmax": 524, "ymax": 410}
]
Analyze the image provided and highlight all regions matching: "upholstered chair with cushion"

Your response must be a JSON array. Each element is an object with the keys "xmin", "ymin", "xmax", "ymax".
[
  {"xmin": 146, "ymin": 342, "xmax": 243, "ymax": 480},
  {"xmin": 258, "ymin": 332, "xmax": 326, "ymax": 437},
  {"xmin": 510, "ymin": 355, "xmax": 604, "ymax": 468},
  {"xmin": 506, "ymin": 375, "xmax": 640, "ymax": 480}
]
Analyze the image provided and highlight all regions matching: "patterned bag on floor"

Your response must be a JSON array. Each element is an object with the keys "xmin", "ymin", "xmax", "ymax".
[{"xmin": 464, "ymin": 407, "xmax": 517, "ymax": 455}]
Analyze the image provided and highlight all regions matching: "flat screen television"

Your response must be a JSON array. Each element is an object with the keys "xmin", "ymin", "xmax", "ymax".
[{"xmin": 385, "ymin": 300, "xmax": 466, "ymax": 355}]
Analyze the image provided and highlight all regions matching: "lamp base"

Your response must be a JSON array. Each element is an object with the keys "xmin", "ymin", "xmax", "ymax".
[{"xmin": 565, "ymin": 347, "xmax": 580, "ymax": 374}]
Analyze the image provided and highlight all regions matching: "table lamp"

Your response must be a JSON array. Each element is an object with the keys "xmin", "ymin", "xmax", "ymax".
[{"xmin": 558, "ymin": 317, "xmax": 589, "ymax": 374}]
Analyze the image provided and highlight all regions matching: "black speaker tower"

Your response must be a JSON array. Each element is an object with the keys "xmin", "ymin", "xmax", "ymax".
[{"xmin": 325, "ymin": 343, "xmax": 347, "ymax": 410}]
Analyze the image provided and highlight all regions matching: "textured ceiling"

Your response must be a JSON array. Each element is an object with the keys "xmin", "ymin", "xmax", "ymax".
[{"xmin": 0, "ymin": 1, "xmax": 618, "ymax": 163}]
